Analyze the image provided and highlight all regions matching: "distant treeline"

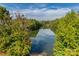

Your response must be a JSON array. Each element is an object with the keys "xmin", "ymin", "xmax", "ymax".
[{"xmin": 0, "ymin": 6, "xmax": 79, "ymax": 56}]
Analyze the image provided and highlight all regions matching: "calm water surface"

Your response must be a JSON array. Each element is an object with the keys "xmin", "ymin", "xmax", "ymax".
[{"xmin": 30, "ymin": 29, "xmax": 55, "ymax": 56}]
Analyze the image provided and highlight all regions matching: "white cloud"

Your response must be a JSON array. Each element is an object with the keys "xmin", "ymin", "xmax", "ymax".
[{"xmin": 10, "ymin": 8, "xmax": 71, "ymax": 21}]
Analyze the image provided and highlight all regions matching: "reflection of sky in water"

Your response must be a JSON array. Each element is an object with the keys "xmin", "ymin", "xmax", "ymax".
[{"xmin": 30, "ymin": 29, "xmax": 55, "ymax": 55}]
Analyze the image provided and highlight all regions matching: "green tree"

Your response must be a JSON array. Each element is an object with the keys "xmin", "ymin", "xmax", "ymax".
[{"xmin": 0, "ymin": 6, "xmax": 11, "ymax": 25}]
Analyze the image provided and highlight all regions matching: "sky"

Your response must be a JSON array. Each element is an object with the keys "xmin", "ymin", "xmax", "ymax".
[{"xmin": 0, "ymin": 3, "xmax": 79, "ymax": 21}]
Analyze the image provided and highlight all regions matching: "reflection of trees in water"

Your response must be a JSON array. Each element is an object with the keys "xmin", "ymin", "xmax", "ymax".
[
  {"xmin": 30, "ymin": 39, "xmax": 46, "ymax": 53},
  {"xmin": 30, "ymin": 29, "xmax": 55, "ymax": 56}
]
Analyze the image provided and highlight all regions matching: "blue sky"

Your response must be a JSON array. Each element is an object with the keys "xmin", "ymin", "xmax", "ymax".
[{"xmin": 0, "ymin": 3, "xmax": 79, "ymax": 21}]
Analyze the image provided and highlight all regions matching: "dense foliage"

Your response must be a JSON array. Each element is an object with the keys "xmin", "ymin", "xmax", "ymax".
[
  {"xmin": 1, "ymin": 5, "xmax": 79, "ymax": 56},
  {"xmin": 44, "ymin": 11, "xmax": 79, "ymax": 56},
  {"xmin": 0, "ymin": 6, "xmax": 42, "ymax": 56}
]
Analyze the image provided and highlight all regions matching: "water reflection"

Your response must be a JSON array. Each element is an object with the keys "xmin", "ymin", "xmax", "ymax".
[{"xmin": 30, "ymin": 29, "xmax": 55, "ymax": 56}]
